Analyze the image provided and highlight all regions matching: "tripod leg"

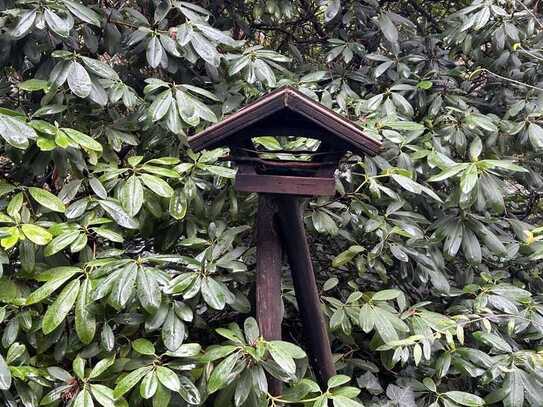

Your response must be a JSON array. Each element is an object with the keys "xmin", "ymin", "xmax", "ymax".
[
  {"xmin": 275, "ymin": 196, "xmax": 336, "ymax": 388},
  {"xmin": 256, "ymin": 194, "xmax": 283, "ymax": 395}
]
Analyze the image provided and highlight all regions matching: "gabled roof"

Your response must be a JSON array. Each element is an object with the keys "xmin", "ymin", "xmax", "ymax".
[{"xmin": 188, "ymin": 86, "xmax": 382, "ymax": 156}]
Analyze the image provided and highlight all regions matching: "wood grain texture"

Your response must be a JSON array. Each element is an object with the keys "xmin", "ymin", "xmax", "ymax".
[
  {"xmin": 256, "ymin": 194, "xmax": 284, "ymax": 396},
  {"xmin": 275, "ymin": 196, "xmax": 336, "ymax": 387}
]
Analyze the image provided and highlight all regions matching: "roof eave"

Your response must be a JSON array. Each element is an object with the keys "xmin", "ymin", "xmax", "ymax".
[{"xmin": 188, "ymin": 86, "xmax": 382, "ymax": 156}]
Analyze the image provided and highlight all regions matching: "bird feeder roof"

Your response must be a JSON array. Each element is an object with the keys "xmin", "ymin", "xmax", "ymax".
[{"xmin": 188, "ymin": 86, "xmax": 382, "ymax": 155}]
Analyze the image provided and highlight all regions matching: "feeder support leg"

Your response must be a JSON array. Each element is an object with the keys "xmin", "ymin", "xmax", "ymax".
[
  {"xmin": 256, "ymin": 194, "xmax": 284, "ymax": 395},
  {"xmin": 275, "ymin": 196, "xmax": 336, "ymax": 388}
]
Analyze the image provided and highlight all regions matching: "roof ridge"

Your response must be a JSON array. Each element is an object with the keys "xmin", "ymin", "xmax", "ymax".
[{"xmin": 188, "ymin": 85, "xmax": 382, "ymax": 155}]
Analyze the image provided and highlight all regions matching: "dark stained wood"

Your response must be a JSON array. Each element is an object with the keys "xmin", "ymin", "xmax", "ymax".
[
  {"xmin": 255, "ymin": 194, "xmax": 283, "ymax": 396},
  {"xmin": 226, "ymin": 156, "xmax": 339, "ymax": 169},
  {"xmin": 275, "ymin": 196, "xmax": 336, "ymax": 387},
  {"xmin": 235, "ymin": 172, "xmax": 336, "ymax": 196},
  {"xmin": 188, "ymin": 86, "xmax": 382, "ymax": 156}
]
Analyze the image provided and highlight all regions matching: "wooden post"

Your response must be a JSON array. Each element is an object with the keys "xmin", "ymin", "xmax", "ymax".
[
  {"xmin": 275, "ymin": 196, "xmax": 336, "ymax": 388},
  {"xmin": 255, "ymin": 194, "xmax": 283, "ymax": 395}
]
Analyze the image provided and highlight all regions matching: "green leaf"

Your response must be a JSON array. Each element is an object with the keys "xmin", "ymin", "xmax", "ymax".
[
  {"xmin": 208, "ymin": 351, "xmax": 240, "ymax": 393},
  {"xmin": 149, "ymin": 89, "xmax": 173, "ymax": 123},
  {"xmin": 359, "ymin": 304, "xmax": 376, "ymax": 333},
  {"xmin": 44, "ymin": 9, "xmax": 71, "ymax": 37},
  {"xmin": 67, "ymin": 61, "xmax": 92, "ymax": 98},
  {"xmin": 99, "ymin": 200, "xmax": 139, "ymax": 229},
  {"xmin": 444, "ymin": 391, "xmax": 485, "ymax": 406},
  {"xmin": 243, "ymin": 317, "xmax": 260, "ymax": 344},
  {"xmin": 81, "ymin": 56, "xmax": 118, "ymax": 80},
  {"xmin": 504, "ymin": 370, "xmax": 524, "ymax": 407},
  {"xmin": 374, "ymin": 308, "xmax": 398, "ymax": 343},
  {"xmin": 136, "ymin": 268, "xmax": 161, "ymax": 313},
  {"xmin": 423, "ymin": 377, "xmax": 436, "ymax": 392},
  {"xmin": 201, "ymin": 277, "xmax": 226, "ymax": 310},
  {"xmin": 44, "ymin": 231, "xmax": 80, "ymax": 256},
  {"xmin": 162, "ymin": 306, "xmax": 185, "ymax": 351},
  {"xmin": 528, "ymin": 123, "xmax": 543, "ymax": 149},
  {"xmin": 75, "ymin": 278, "xmax": 96, "ymax": 344},
  {"xmin": 113, "ymin": 366, "xmax": 152, "ymax": 399},
  {"xmin": 178, "ymin": 376, "xmax": 201, "ymax": 404},
  {"xmin": 18, "ymin": 79, "xmax": 50, "ymax": 92},
  {"xmin": 73, "ymin": 388, "xmax": 94, "ymax": 407},
  {"xmin": 379, "ymin": 13, "xmax": 398, "ymax": 44},
  {"xmin": 459, "ymin": 164, "xmax": 478, "ymax": 194},
  {"xmin": 328, "ymin": 375, "xmax": 351, "ymax": 388},
  {"xmin": 26, "ymin": 271, "xmax": 77, "ymax": 305},
  {"xmin": 140, "ymin": 173, "xmax": 174, "ymax": 198},
  {"xmin": 169, "ymin": 189, "xmax": 188, "ymax": 220},
  {"xmin": 0, "ymin": 114, "xmax": 37, "ymax": 149},
  {"xmin": 20, "ymin": 224, "xmax": 52, "ymax": 245},
  {"xmin": 132, "ymin": 338, "xmax": 155, "ymax": 355},
  {"xmin": 89, "ymin": 356, "xmax": 115, "ymax": 379},
  {"xmin": 63, "ymin": 128, "xmax": 103, "ymax": 152},
  {"xmin": 204, "ymin": 165, "xmax": 236, "ymax": 178},
  {"xmin": 28, "ymin": 187, "xmax": 65, "ymax": 212},
  {"xmin": 383, "ymin": 120, "xmax": 424, "ymax": 131},
  {"xmin": 121, "ymin": 176, "xmax": 144, "ymax": 217},
  {"xmin": 417, "ymin": 80, "xmax": 433, "ymax": 89},
  {"xmin": 331, "ymin": 396, "xmax": 364, "ymax": 407},
  {"xmin": 156, "ymin": 366, "xmax": 180, "ymax": 392},
  {"xmin": 190, "ymin": 31, "xmax": 220, "ymax": 66},
  {"xmin": 0, "ymin": 353, "xmax": 11, "ymax": 390},
  {"xmin": 268, "ymin": 343, "xmax": 296, "ymax": 375},
  {"xmin": 372, "ymin": 289, "xmax": 402, "ymax": 301},
  {"xmin": 110, "ymin": 263, "xmax": 137, "ymax": 309},
  {"xmin": 473, "ymin": 331, "xmax": 512, "ymax": 353},
  {"xmin": 324, "ymin": 0, "xmax": 340, "ymax": 22},
  {"xmin": 42, "ymin": 279, "xmax": 81, "ymax": 334},
  {"xmin": 11, "ymin": 9, "xmax": 37, "ymax": 38},
  {"xmin": 64, "ymin": 0, "xmax": 101, "ymax": 26},
  {"xmin": 90, "ymin": 384, "xmax": 116, "ymax": 407},
  {"xmin": 146, "ymin": 36, "xmax": 164, "ymax": 68},
  {"xmin": 140, "ymin": 371, "xmax": 158, "ymax": 399}
]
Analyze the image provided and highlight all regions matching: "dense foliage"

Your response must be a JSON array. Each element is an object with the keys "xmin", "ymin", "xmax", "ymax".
[{"xmin": 1, "ymin": 0, "xmax": 543, "ymax": 405}]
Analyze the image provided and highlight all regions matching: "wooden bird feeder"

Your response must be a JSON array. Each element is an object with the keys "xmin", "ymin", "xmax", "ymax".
[{"xmin": 189, "ymin": 86, "xmax": 381, "ymax": 393}]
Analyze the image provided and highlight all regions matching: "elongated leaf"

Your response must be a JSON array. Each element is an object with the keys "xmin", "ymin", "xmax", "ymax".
[
  {"xmin": 21, "ymin": 224, "xmax": 52, "ymax": 245},
  {"xmin": 64, "ymin": 1, "xmax": 101, "ymax": 26},
  {"xmin": 63, "ymin": 128, "xmax": 102, "ymax": 152},
  {"xmin": 140, "ymin": 173, "xmax": 173, "ymax": 198},
  {"xmin": 11, "ymin": 9, "xmax": 37, "ymax": 38},
  {"xmin": 0, "ymin": 353, "xmax": 11, "ymax": 390},
  {"xmin": 110, "ymin": 263, "xmax": 137, "ymax": 309},
  {"xmin": 136, "ymin": 267, "xmax": 161, "ymax": 313},
  {"xmin": 75, "ymin": 278, "xmax": 96, "ymax": 344},
  {"xmin": 67, "ymin": 61, "xmax": 92, "ymax": 98},
  {"xmin": 44, "ymin": 231, "xmax": 81, "ymax": 256},
  {"xmin": 42, "ymin": 279, "xmax": 80, "ymax": 334},
  {"xmin": 146, "ymin": 36, "xmax": 163, "ymax": 68},
  {"xmin": 28, "ymin": 187, "xmax": 65, "ymax": 212},
  {"xmin": 208, "ymin": 351, "xmax": 240, "ymax": 393},
  {"xmin": 99, "ymin": 199, "xmax": 139, "ymax": 229},
  {"xmin": 121, "ymin": 176, "xmax": 144, "ymax": 217},
  {"xmin": 149, "ymin": 89, "xmax": 173, "ymax": 122},
  {"xmin": 156, "ymin": 366, "xmax": 180, "ymax": 392},
  {"xmin": 26, "ymin": 270, "xmax": 78, "ymax": 305},
  {"xmin": 0, "ymin": 114, "xmax": 37, "ymax": 149},
  {"xmin": 162, "ymin": 306, "xmax": 185, "ymax": 351},
  {"xmin": 44, "ymin": 9, "xmax": 72, "ymax": 37},
  {"xmin": 113, "ymin": 366, "xmax": 152, "ymax": 399},
  {"xmin": 140, "ymin": 371, "xmax": 158, "ymax": 399}
]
